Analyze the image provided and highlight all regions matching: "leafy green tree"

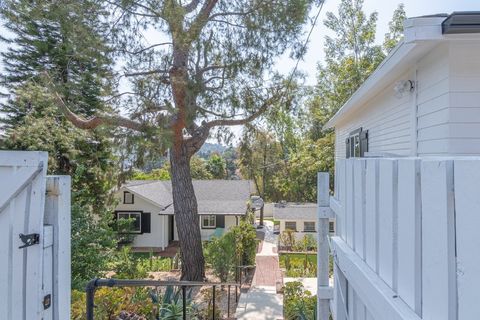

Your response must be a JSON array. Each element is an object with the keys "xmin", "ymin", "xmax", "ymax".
[
  {"xmin": 49, "ymin": 0, "xmax": 322, "ymax": 280},
  {"xmin": 0, "ymin": 0, "xmax": 118, "ymax": 289},
  {"xmin": 239, "ymin": 128, "xmax": 285, "ymax": 224},
  {"xmin": 132, "ymin": 155, "xmax": 213, "ymax": 180},
  {"xmin": 384, "ymin": 4, "xmax": 407, "ymax": 53},
  {"xmin": 274, "ymin": 135, "xmax": 335, "ymax": 202},
  {"xmin": 308, "ymin": 0, "xmax": 385, "ymax": 138},
  {"xmin": 206, "ymin": 153, "xmax": 226, "ymax": 179}
]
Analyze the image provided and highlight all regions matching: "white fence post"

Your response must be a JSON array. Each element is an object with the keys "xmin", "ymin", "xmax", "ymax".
[{"xmin": 317, "ymin": 172, "xmax": 333, "ymax": 320}]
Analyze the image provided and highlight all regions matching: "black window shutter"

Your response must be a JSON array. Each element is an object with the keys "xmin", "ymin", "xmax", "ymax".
[
  {"xmin": 346, "ymin": 138, "xmax": 351, "ymax": 158},
  {"xmin": 141, "ymin": 212, "xmax": 151, "ymax": 233},
  {"xmin": 216, "ymin": 215, "xmax": 225, "ymax": 228},
  {"xmin": 360, "ymin": 130, "xmax": 369, "ymax": 157}
]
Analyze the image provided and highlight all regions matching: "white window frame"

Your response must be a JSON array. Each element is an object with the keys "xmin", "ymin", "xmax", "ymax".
[
  {"xmin": 201, "ymin": 215, "xmax": 216, "ymax": 229},
  {"xmin": 303, "ymin": 221, "xmax": 316, "ymax": 232},
  {"xmin": 117, "ymin": 211, "xmax": 142, "ymax": 233},
  {"xmin": 124, "ymin": 191, "xmax": 134, "ymax": 204},
  {"xmin": 285, "ymin": 221, "xmax": 297, "ymax": 231}
]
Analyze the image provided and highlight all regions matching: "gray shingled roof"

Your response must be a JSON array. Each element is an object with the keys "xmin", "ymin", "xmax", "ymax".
[
  {"xmin": 273, "ymin": 203, "xmax": 317, "ymax": 220},
  {"xmin": 124, "ymin": 180, "xmax": 253, "ymax": 215}
]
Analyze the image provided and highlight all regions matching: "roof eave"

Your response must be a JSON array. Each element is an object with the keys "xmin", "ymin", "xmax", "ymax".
[{"xmin": 324, "ymin": 16, "xmax": 447, "ymax": 129}]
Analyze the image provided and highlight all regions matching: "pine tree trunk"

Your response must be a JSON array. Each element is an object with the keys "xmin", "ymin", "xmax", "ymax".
[{"xmin": 170, "ymin": 142, "xmax": 205, "ymax": 281}]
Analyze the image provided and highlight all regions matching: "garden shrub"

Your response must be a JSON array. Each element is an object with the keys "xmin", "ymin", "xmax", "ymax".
[
  {"xmin": 230, "ymin": 220, "xmax": 258, "ymax": 266},
  {"xmin": 283, "ymin": 281, "xmax": 317, "ymax": 320},
  {"xmin": 71, "ymin": 288, "xmax": 155, "ymax": 320},
  {"xmin": 204, "ymin": 232, "xmax": 237, "ymax": 282}
]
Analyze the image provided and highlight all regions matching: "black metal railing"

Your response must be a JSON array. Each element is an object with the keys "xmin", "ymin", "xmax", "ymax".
[
  {"xmin": 235, "ymin": 265, "xmax": 256, "ymax": 289},
  {"xmin": 85, "ymin": 278, "xmax": 241, "ymax": 320}
]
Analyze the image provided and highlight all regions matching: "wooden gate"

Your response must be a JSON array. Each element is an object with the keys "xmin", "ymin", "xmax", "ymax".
[{"xmin": 0, "ymin": 151, "xmax": 71, "ymax": 319}]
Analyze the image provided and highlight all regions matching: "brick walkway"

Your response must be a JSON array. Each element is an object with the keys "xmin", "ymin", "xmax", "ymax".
[
  {"xmin": 253, "ymin": 255, "xmax": 279, "ymax": 286},
  {"xmin": 236, "ymin": 221, "xmax": 283, "ymax": 319}
]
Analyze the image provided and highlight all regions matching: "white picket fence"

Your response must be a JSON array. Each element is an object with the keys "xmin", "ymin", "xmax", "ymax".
[
  {"xmin": 329, "ymin": 157, "xmax": 480, "ymax": 320},
  {"xmin": 0, "ymin": 151, "xmax": 71, "ymax": 320}
]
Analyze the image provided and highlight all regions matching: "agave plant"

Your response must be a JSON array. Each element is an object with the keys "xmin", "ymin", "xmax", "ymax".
[{"xmin": 150, "ymin": 286, "xmax": 200, "ymax": 320}]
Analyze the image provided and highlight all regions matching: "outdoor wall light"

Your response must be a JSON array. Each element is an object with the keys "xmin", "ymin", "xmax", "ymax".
[{"xmin": 394, "ymin": 79, "xmax": 415, "ymax": 98}]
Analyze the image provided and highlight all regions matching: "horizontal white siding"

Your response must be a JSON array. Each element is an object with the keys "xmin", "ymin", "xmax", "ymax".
[
  {"xmin": 417, "ymin": 42, "xmax": 480, "ymax": 156},
  {"xmin": 335, "ymin": 70, "xmax": 413, "ymax": 159},
  {"xmin": 415, "ymin": 43, "xmax": 450, "ymax": 156},
  {"xmin": 446, "ymin": 42, "xmax": 480, "ymax": 155}
]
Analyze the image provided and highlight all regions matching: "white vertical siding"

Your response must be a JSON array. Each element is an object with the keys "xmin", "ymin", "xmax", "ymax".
[{"xmin": 334, "ymin": 70, "xmax": 414, "ymax": 159}]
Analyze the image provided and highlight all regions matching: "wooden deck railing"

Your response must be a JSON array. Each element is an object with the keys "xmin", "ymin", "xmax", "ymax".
[{"xmin": 328, "ymin": 157, "xmax": 480, "ymax": 320}]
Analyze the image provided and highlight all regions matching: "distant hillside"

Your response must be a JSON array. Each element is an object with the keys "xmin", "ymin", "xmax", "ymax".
[{"xmin": 197, "ymin": 142, "xmax": 227, "ymax": 159}]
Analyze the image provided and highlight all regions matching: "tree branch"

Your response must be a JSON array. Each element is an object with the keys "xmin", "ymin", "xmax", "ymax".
[
  {"xmin": 183, "ymin": 0, "xmax": 201, "ymax": 13},
  {"xmin": 205, "ymin": 94, "xmax": 279, "ymax": 128},
  {"xmin": 187, "ymin": 0, "xmax": 218, "ymax": 42},
  {"xmin": 53, "ymin": 91, "xmax": 145, "ymax": 131},
  {"xmin": 117, "ymin": 42, "xmax": 172, "ymax": 55},
  {"xmin": 124, "ymin": 69, "xmax": 169, "ymax": 77},
  {"xmin": 43, "ymin": 72, "xmax": 147, "ymax": 132}
]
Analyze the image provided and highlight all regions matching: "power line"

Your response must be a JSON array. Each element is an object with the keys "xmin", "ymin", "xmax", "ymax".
[{"xmin": 286, "ymin": 0, "xmax": 325, "ymax": 90}]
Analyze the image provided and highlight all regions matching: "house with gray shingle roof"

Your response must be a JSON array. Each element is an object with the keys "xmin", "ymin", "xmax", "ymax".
[
  {"xmin": 115, "ymin": 180, "xmax": 254, "ymax": 251},
  {"xmin": 273, "ymin": 202, "xmax": 335, "ymax": 239}
]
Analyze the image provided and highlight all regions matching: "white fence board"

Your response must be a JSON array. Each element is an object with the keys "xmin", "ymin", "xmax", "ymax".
[
  {"xmin": 45, "ymin": 176, "xmax": 71, "ymax": 320},
  {"xmin": 337, "ymin": 160, "xmax": 346, "ymax": 238},
  {"xmin": 330, "ymin": 157, "xmax": 480, "ymax": 320},
  {"xmin": 346, "ymin": 160, "xmax": 355, "ymax": 247},
  {"xmin": 353, "ymin": 160, "xmax": 366, "ymax": 259},
  {"xmin": 377, "ymin": 160, "xmax": 397, "ymax": 289},
  {"xmin": 397, "ymin": 160, "xmax": 421, "ymax": 315},
  {"xmin": 453, "ymin": 160, "xmax": 480, "ymax": 320},
  {"xmin": 365, "ymin": 159, "xmax": 379, "ymax": 273},
  {"xmin": 420, "ymin": 160, "xmax": 456, "ymax": 320}
]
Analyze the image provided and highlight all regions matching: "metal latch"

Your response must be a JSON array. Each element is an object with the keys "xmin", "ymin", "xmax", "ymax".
[
  {"xmin": 43, "ymin": 294, "xmax": 51, "ymax": 310},
  {"xmin": 19, "ymin": 233, "xmax": 40, "ymax": 249}
]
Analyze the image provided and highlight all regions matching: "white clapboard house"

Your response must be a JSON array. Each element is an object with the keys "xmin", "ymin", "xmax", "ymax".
[
  {"xmin": 115, "ymin": 180, "xmax": 253, "ymax": 251},
  {"xmin": 320, "ymin": 12, "xmax": 480, "ymax": 320},
  {"xmin": 273, "ymin": 202, "xmax": 335, "ymax": 238}
]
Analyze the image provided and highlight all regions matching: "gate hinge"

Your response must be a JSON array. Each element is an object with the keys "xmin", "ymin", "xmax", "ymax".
[{"xmin": 19, "ymin": 233, "xmax": 40, "ymax": 249}]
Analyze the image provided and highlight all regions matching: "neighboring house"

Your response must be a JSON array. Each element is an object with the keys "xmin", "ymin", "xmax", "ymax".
[
  {"xmin": 325, "ymin": 12, "xmax": 480, "ymax": 159},
  {"xmin": 115, "ymin": 180, "xmax": 253, "ymax": 251},
  {"xmin": 273, "ymin": 202, "xmax": 335, "ymax": 239}
]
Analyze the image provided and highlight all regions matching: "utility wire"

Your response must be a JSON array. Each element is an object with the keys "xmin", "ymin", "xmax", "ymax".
[{"xmin": 285, "ymin": 0, "xmax": 325, "ymax": 92}]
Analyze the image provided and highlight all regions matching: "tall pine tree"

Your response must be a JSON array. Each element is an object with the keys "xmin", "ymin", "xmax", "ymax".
[{"xmin": 0, "ymin": 0, "xmax": 118, "ymax": 289}]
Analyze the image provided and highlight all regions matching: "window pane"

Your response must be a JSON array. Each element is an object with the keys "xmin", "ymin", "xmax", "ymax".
[
  {"xmin": 118, "ymin": 213, "xmax": 129, "ymax": 219},
  {"xmin": 202, "ymin": 215, "xmax": 216, "ymax": 228},
  {"xmin": 304, "ymin": 222, "xmax": 315, "ymax": 232},
  {"xmin": 329, "ymin": 221, "xmax": 335, "ymax": 233},
  {"xmin": 131, "ymin": 213, "xmax": 141, "ymax": 232},
  {"xmin": 285, "ymin": 222, "xmax": 296, "ymax": 231},
  {"xmin": 354, "ymin": 135, "xmax": 360, "ymax": 157}
]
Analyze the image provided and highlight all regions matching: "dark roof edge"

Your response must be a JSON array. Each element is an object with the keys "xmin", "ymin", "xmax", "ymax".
[{"xmin": 442, "ymin": 11, "xmax": 480, "ymax": 34}]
